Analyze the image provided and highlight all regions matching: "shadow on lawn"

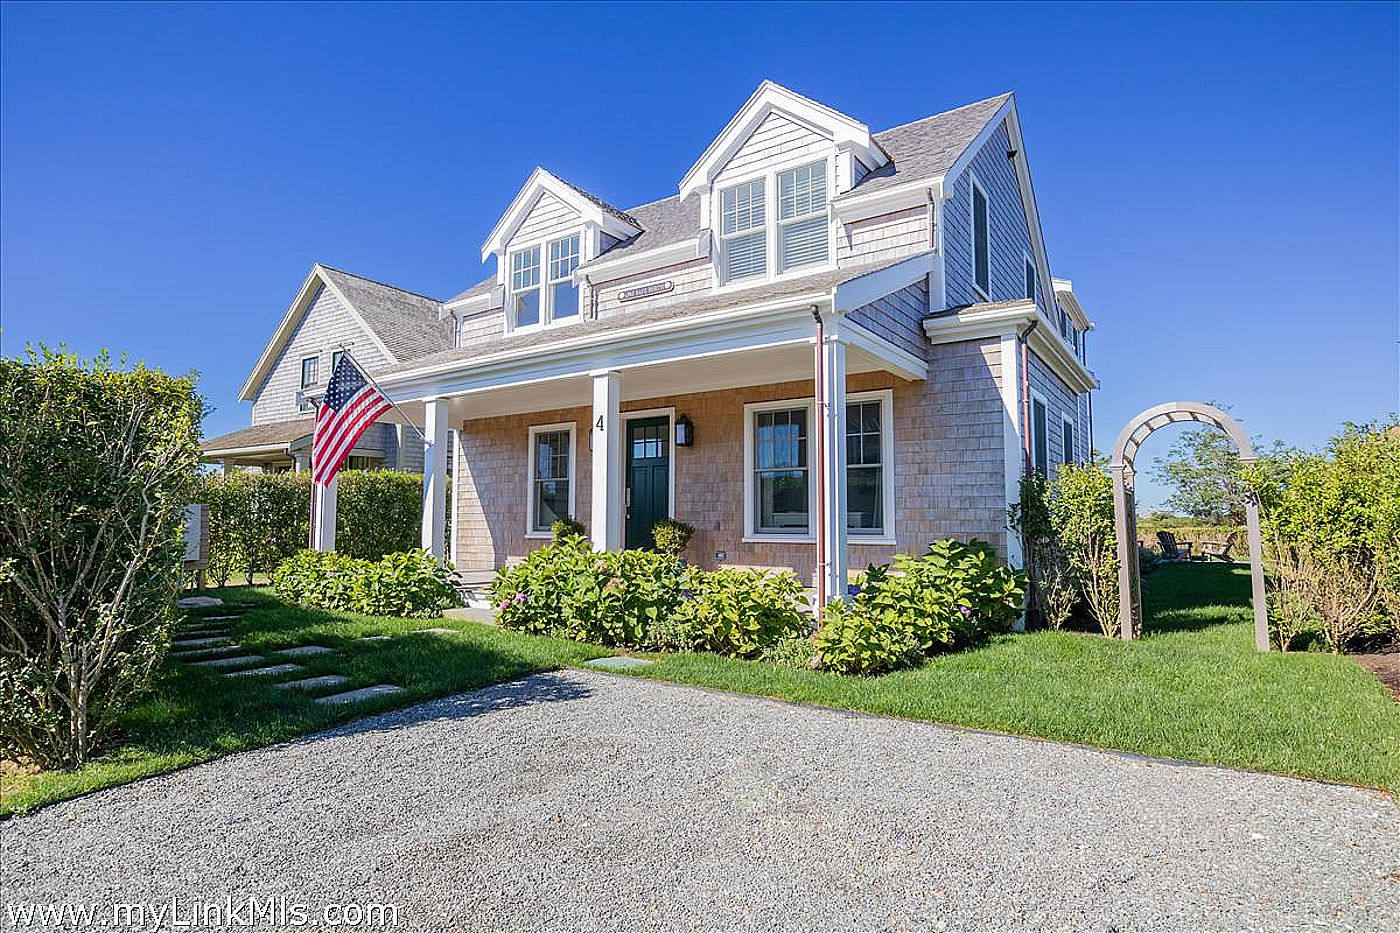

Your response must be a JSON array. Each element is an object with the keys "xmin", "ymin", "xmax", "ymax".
[{"xmin": 1139, "ymin": 562, "xmax": 1254, "ymax": 636}]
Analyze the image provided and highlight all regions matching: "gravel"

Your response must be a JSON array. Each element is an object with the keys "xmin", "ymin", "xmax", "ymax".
[{"xmin": 4, "ymin": 670, "xmax": 1397, "ymax": 931}]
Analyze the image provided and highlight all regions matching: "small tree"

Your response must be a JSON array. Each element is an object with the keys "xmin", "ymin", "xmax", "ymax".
[
  {"xmin": 0, "ymin": 347, "xmax": 202, "ymax": 768},
  {"xmin": 1050, "ymin": 462, "xmax": 1121, "ymax": 638}
]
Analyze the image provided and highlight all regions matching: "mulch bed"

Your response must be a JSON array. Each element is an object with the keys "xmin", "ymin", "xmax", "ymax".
[{"xmin": 1353, "ymin": 654, "xmax": 1400, "ymax": 702}]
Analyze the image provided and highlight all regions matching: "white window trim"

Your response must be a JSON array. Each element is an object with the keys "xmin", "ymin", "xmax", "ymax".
[
  {"xmin": 525, "ymin": 421, "xmax": 577, "ymax": 539},
  {"xmin": 506, "ymin": 229, "xmax": 585, "ymax": 335},
  {"xmin": 300, "ymin": 355, "xmax": 320, "ymax": 389},
  {"xmin": 741, "ymin": 389, "xmax": 895, "ymax": 545},
  {"xmin": 711, "ymin": 151, "xmax": 837, "ymax": 293},
  {"xmin": 1060, "ymin": 412, "xmax": 1077, "ymax": 467},
  {"xmin": 1030, "ymin": 389, "xmax": 1050, "ymax": 476},
  {"xmin": 969, "ymin": 173, "xmax": 991, "ymax": 300},
  {"xmin": 622, "ymin": 406, "xmax": 677, "ymax": 526}
]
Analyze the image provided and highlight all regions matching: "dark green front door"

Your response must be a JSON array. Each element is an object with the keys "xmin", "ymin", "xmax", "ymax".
[{"xmin": 625, "ymin": 416, "xmax": 670, "ymax": 549}]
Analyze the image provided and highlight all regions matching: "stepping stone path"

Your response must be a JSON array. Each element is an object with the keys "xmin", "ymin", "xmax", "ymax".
[
  {"xmin": 172, "ymin": 636, "xmax": 233, "ymax": 648},
  {"xmin": 277, "ymin": 674, "xmax": 350, "ymax": 691},
  {"xmin": 275, "ymin": 645, "xmax": 334, "ymax": 657},
  {"xmin": 199, "ymin": 615, "xmax": 242, "ymax": 621},
  {"xmin": 171, "ymin": 644, "xmax": 245, "ymax": 659},
  {"xmin": 225, "ymin": 663, "xmax": 305, "ymax": 679},
  {"xmin": 192, "ymin": 654, "xmax": 264, "ymax": 669},
  {"xmin": 359, "ymin": 635, "xmax": 392, "ymax": 642},
  {"xmin": 177, "ymin": 596, "xmax": 223, "ymax": 609},
  {"xmin": 315, "ymin": 685, "xmax": 404, "ymax": 706},
  {"xmin": 584, "ymin": 656, "xmax": 655, "ymax": 671}
]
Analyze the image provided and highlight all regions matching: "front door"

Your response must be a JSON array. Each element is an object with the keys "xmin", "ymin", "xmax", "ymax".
[{"xmin": 625, "ymin": 416, "xmax": 670, "ymax": 549}]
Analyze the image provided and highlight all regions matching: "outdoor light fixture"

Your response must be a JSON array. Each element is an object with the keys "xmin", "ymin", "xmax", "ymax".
[{"xmin": 675, "ymin": 415, "xmax": 694, "ymax": 447}]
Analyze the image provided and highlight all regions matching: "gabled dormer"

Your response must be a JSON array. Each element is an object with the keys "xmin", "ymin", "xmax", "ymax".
[
  {"xmin": 679, "ymin": 81, "xmax": 891, "ymax": 289},
  {"xmin": 476, "ymin": 167, "xmax": 643, "ymax": 333}
]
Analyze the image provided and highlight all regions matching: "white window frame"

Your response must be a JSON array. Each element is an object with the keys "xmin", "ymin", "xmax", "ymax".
[
  {"xmin": 718, "ymin": 176, "xmax": 769, "ymax": 284},
  {"xmin": 970, "ymin": 173, "xmax": 991, "ymax": 299},
  {"xmin": 525, "ymin": 422, "xmax": 576, "ymax": 539},
  {"xmin": 1030, "ymin": 390, "xmax": 1049, "ymax": 476},
  {"xmin": 742, "ymin": 389, "xmax": 895, "ymax": 545},
  {"xmin": 712, "ymin": 152, "xmax": 836, "ymax": 291},
  {"xmin": 776, "ymin": 160, "xmax": 830, "ymax": 273},
  {"xmin": 300, "ymin": 355, "xmax": 319, "ymax": 390},
  {"xmin": 547, "ymin": 233, "xmax": 582, "ymax": 321},
  {"xmin": 506, "ymin": 230, "xmax": 584, "ymax": 334},
  {"xmin": 1060, "ymin": 412, "xmax": 1077, "ymax": 467}
]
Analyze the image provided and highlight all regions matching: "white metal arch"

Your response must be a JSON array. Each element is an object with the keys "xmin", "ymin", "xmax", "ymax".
[{"xmin": 1109, "ymin": 401, "xmax": 1268, "ymax": 650}]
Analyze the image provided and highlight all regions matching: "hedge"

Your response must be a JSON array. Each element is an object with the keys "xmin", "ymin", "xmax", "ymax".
[{"xmin": 195, "ymin": 470, "xmax": 448, "ymax": 585}]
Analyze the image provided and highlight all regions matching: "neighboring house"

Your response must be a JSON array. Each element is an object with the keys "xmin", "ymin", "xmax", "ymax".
[{"xmin": 204, "ymin": 81, "xmax": 1097, "ymax": 591}]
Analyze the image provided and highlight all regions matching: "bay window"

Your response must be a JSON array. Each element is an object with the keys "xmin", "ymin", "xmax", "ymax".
[
  {"xmin": 720, "ymin": 178, "xmax": 767, "ymax": 281},
  {"xmin": 777, "ymin": 161, "xmax": 828, "ymax": 270}
]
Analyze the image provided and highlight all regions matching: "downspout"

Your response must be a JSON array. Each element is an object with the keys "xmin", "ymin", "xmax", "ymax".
[
  {"xmin": 811, "ymin": 305, "xmax": 827, "ymax": 613},
  {"xmin": 1019, "ymin": 319, "xmax": 1039, "ymax": 471}
]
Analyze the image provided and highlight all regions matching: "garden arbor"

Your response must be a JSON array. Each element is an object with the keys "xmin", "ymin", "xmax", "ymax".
[{"xmin": 1110, "ymin": 402, "xmax": 1268, "ymax": 650}]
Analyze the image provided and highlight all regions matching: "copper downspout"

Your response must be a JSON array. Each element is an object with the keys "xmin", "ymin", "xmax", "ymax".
[{"xmin": 811, "ymin": 306, "xmax": 827, "ymax": 612}]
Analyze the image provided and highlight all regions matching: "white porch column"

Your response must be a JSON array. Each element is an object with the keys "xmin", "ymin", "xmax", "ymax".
[
  {"xmin": 590, "ymin": 369, "xmax": 623, "ymax": 551},
  {"xmin": 816, "ymin": 324, "xmax": 848, "ymax": 603},
  {"xmin": 312, "ymin": 475, "xmax": 337, "ymax": 552},
  {"xmin": 220, "ymin": 458, "xmax": 233, "ymax": 476},
  {"xmin": 395, "ymin": 423, "xmax": 409, "ymax": 470},
  {"xmin": 292, "ymin": 452, "xmax": 309, "ymax": 473},
  {"xmin": 421, "ymin": 397, "xmax": 449, "ymax": 559}
]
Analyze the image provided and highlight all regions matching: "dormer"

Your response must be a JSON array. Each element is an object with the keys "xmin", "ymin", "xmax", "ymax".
[
  {"xmin": 479, "ymin": 168, "xmax": 642, "ymax": 332},
  {"xmin": 679, "ymin": 81, "xmax": 891, "ymax": 288}
]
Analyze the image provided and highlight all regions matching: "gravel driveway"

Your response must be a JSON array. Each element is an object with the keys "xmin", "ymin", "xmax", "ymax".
[{"xmin": 4, "ymin": 669, "xmax": 1397, "ymax": 931}]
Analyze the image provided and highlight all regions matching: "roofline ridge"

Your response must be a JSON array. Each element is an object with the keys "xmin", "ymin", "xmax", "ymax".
[
  {"xmin": 315, "ymin": 263, "xmax": 444, "ymax": 304},
  {"xmin": 875, "ymin": 92, "xmax": 1014, "ymax": 136}
]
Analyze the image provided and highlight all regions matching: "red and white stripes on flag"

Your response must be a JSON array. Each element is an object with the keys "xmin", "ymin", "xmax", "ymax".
[{"xmin": 311, "ymin": 354, "xmax": 393, "ymax": 486}]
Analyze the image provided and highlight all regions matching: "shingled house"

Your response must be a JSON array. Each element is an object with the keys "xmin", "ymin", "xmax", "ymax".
[{"xmin": 203, "ymin": 81, "xmax": 1097, "ymax": 590}]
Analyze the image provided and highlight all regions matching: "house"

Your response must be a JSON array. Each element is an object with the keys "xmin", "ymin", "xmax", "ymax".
[{"xmin": 203, "ymin": 81, "xmax": 1097, "ymax": 596}]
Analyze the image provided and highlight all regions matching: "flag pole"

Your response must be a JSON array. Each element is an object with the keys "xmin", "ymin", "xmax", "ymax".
[{"xmin": 335, "ymin": 345, "xmax": 429, "ymax": 444}]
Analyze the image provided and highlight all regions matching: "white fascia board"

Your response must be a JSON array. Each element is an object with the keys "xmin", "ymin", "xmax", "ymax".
[
  {"xmin": 480, "ymin": 168, "xmax": 641, "ymax": 262},
  {"xmin": 833, "ymin": 251, "xmax": 937, "ymax": 314},
  {"xmin": 379, "ymin": 296, "xmax": 834, "ymax": 403},
  {"xmin": 1027, "ymin": 323, "xmax": 1098, "ymax": 394},
  {"xmin": 832, "ymin": 177, "xmax": 943, "ymax": 223},
  {"xmin": 442, "ymin": 290, "xmax": 495, "ymax": 317},
  {"xmin": 941, "ymin": 97, "xmax": 1016, "ymax": 197},
  {"xmin": 679, "ymin": 80, "xmax": 888, "ymax": 201},
  {"xmin": 923, "ymin": 300, "xmax": 1096, "ymax": 395},
  {"xmin": 575, "ymin": 237, "xmax": 700, "ymax": 285},
  {"xmin": 1052, "ymin": 277, "xmax": 1093, "ymax": 330},
  {"xmin": 200, "ymin": 442, "xmax": 294, "ymax": 459},
  {"xmin": 840, "ymin": 318, "xmax": 927, "ymax": 382}
]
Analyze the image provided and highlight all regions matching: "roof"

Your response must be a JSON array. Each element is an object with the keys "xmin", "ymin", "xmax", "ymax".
[
  {"xmin": 844, "ymin": 94, "xmax": 1011, "ymax": 198},
  {"xmin": 201, "ymin": 418, "xmax": 314, "ymax": 453},
  {"xmin": 553, "ymin": 174, "xmax": 642, "ymax": 230},
  {"xmin": 448, "ymin": 274, "xmax": 496, "ymax": 305},
  {"xmin": 316, "ymin": 266, "xmax": 453, "ymax": 361},
  {"xmin": 383, "ymin": 256, "xmax": 922, "ymax": 379},
  {"xmin": 925, "ymin": 299, "xmax": 1033, "ymax": 321},
  {"xmin": 582, "ymin": 194, "xmax": 702, "ymax": 265}
]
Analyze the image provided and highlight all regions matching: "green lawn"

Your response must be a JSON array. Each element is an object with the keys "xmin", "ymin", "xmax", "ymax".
[
  {"xmin": 0, "ymin": 589, "xmax": 607, "ymax": 816},
  {"xmin": 3, "ymin": 564, "xmax": 1395, "ymax": 817},
  {"xmin": 629, "ymin": 563, "xmax": 1400, "ymax": 793}
]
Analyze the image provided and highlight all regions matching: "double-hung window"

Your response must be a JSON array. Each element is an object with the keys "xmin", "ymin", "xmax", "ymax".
[
  {"xmin": 721, "ymin": 178, "xmax": 767, "ymax": 281},
  {"xmin": 972, "ymin": 179, "xmax": 990, "ymax": 296},
  {"xmin": 753, "ymin": 407, "xmax": 808, "ymax": 533},
  {"xmin": 549, "ymin": 235, "xmax": 580, "ymax": 319},
  {"xmin": 846, "ymin": 400, "xmax": 884, "ymax": 535},
  {"xmin": 510, "ymin": 246, "xmax": 542, "ymax": 328},
  {"xmin": 777, "ymin": 161, "xmax": 828, "ymax": 271},
  {"xmin": 298, "ymin": 355, "xmax": 319, "ymax": 412},
  {"xmin": 528, "ymin": 425, "xmax": 573, "ymax": 535}
]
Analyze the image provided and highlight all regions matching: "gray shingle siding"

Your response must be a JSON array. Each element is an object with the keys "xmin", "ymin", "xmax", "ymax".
[
  {"xmin": 1027, "ymin": 349, "xmax": 1086, "ymax": 477},
  {"xmin": 941, "ymin": 121, "xmax": 1037, "ymax": 311},
  {"xmin": 846, "ymin": 280, "xmax": 928, "ymax": 361}
]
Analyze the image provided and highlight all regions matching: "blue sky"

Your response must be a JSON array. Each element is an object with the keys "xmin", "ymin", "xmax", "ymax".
[{"xmin": 2, "ymin": 2, "xmax": 1396, "ymax": 508}]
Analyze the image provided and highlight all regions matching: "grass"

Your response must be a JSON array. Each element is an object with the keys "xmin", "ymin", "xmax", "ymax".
[
  {"xmin": 0, "ymin": 589, "xmax": 607, "ymax": 816},
  {"xmin": 4, "ymin": 563, "xmax": 1395, "ymax": 816},
  {"xmin": 627, "ymin": 563, "xmax": 1399, "ymax": 793}
]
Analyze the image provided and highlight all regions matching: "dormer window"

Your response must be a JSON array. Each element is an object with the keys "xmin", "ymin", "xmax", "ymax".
[
  {"xmin": 549, "ymin": 235, "xmax": 580, "ymax": 319},
  {"xmin": 721, "ymin": 179, "xmax": 767, "ymax": 281},
  {"xmin": 777, "ymin": 161, "xmax": 828, "ymax": 270},
  {"xmin": 510, "ymin": 246, "xmax": 541, "ymax": 327}
]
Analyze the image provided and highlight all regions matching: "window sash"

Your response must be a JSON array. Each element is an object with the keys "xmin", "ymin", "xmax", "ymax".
[
  {"xmin": 973, "ymin": 184, "xmax": 990, "ymax": 294},
  {"xmin": 721, "ymin": 179, "xmax": 768, "ymax": 281},
  {"xmin": 1062, "ymin": 418, "xmax": 1076, "ymax": 466},
  {"xmin": 531, "ymin": 429, "xmax": 572, "ymax": 533},
  {"xmin": 300, "ymin": 356, "xmax": 318, "ymax": 389},
  {"xmin": 753, "ymin": 407, "xmax": 808, "ymax": 534},
  {"xmin": 846, "ymin": 400, "xmax": 883, "ymax": 534}
]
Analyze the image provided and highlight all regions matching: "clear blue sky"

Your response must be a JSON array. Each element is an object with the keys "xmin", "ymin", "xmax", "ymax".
[{"xmin": 3, "ymin": 2, "xmax": 1396, "ymax": 508}]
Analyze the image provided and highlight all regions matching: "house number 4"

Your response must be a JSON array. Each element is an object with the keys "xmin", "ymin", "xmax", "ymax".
[{"xmin": 596, "ymin": 416, "xmax": 605, "ymax": 432}]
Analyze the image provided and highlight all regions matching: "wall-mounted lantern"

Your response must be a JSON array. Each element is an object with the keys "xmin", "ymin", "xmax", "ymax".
[{"xmin": 675, "ymin": 414, "xmax": 694, "ymax": 447}]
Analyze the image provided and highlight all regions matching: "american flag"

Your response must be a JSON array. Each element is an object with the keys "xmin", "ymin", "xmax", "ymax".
[{"xmin": 311, "ymin": 353, "xmax": 393, "ymax": 486}]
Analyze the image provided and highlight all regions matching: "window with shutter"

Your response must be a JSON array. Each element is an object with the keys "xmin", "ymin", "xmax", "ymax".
[{"xmin": 778, "ymin": 161, "xmax": 828, "ymax": 271}]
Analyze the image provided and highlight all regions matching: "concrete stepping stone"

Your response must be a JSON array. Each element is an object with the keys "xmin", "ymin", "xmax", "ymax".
[
  {"xmin": 192, "ymin": 654, "xmax": 264, "ymax": 669},
  {"xmin": 180, "ymin": 624, "xmax": 231, "ymax": 635},
  {"xmin": 414, "ymin": 627, "xmax": 456, "ymax": 635},
  {"xmin": 172, "ymin": 636, "xmax": 233, "ymax": 648},
  {"xmin": 314, "ymin": 685, "xmax": 404, "ymax": 705},
  {"xmin": 359, "ymin": 635, "xmax": 392, "ymax": 642},
  {"xmin": 276, "ymin": 674, "xmax": 350, "ymax": 691},
  {"xmin": 171, "ymin": 644, "xmax": 244, "ymax": 659},
  {"xmin": 275, "ymin": 645, "xmax": 335, "ymax": 657},
  {"xmin": 444, "ymin": 607, "xmax": 497, "ymax": 625},
  {"xmin": 177, "ymin": 596, "xmax": 222, "ymax": 608},
  {"xmin": 198, "ymin": 614, "xmax": 242, "ymax": 620},
  {"xmin": 584, "ymin": 656, "xmax": 654, "ymax": 671},
  {"xmin": 225, "ymin": 663, "xmax": 305, "ymax": 678}
]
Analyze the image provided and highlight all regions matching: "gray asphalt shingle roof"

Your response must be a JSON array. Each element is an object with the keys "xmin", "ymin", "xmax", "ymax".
[
  {"xmin": 319, "ymin": 266, "xmax": 454, "ymax": 362},
  {"xmin": 201, "ymin": 418, "xmax": 314, "ymax": 453},
  {"xmin": 383, "ymin": 254, "xmax": 929, "ymax": 378}
]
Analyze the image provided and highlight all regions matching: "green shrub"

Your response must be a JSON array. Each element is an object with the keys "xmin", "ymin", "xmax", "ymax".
[
  {"xmin": 551, "ymin": 515, "xmax": 587, "ymax": 543},
  {"xmin": 562, "ymin": 549, "xmax": 683, "ymax": 648},
  {"xmin": 652, "ymin": 518, "xmax": 696, "ymax": 558},
  {"xmin": 272, "ymin": 548, "xmax": 458, "ymax": 618},
  {"xmin": 336, "ymin": 470, "xmax": 425, "ymax": 560},
  {"xmin": 760, "ymin": 628, "xmax": 819, "ymax": 669},
  {"xmin": 1049, "ymin": 463, "xmax": 1121, "ymax": 638},
  {"xmin": 0, "ymin": 347, "xmax": 202, "ymax": 767},
  {"xmin": 812, "ymin": 540, "xmax": 1024, "ymax": 675},
  {"xmin": 490, "ymin": 538, "xmax": 593, "ymax": 635},
  {"xmin": 665, "ymin": 567, "xmax": 805, "ymax": 657}
]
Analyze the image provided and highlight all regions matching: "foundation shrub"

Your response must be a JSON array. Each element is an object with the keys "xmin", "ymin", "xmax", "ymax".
[
  {"xmin": 490, "ymin": 538, "xmax": 593, "ymax": 635},
  {"xmin": 550, "ymin": 516, "xmax": 587, "ymax": 543},
  {"xmin": 663, "ymin": 567, "xmax": 806, "ymax": 657},
  {"xmin": 651, "ymin": 519, "xmax": 697, "ymax": 558},
  {"xmin": 561, "ymin": 549, "xmax": 684, "ymax": 648},
  {"xmin": 272, "ymin": 549, "xmax": 458, "ymax": 618}
]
